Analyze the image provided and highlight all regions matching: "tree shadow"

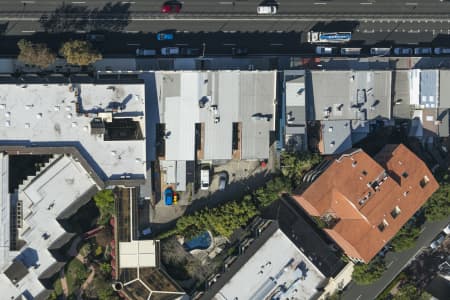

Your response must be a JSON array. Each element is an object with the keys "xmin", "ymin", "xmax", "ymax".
[
  {"xmin": 0, "ymin": 22, "xmax": 8, "ymax": 35},
  {"xmin": 39, "ymin": 2, "xmax": 131, "ymax": 33}
]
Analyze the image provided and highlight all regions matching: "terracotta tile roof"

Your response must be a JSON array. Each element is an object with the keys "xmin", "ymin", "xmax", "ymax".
[{"xmin": 293, "ymin": 144, "xmax": 439, "ymax": 262}]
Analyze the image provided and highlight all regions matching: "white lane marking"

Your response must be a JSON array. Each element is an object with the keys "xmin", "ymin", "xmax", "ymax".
[
  {"xmin": 223, "ymin": 43, "xmax": 236, "ymax": 46},
  {"xmin": 76, "ymin": 30, "xmax": 86, "ymax": 33},
  {"xmin": 122, "ymin": 1, "xmax": 136, "ymax": 3},
  {"xmin": 314, "ymin": 2, "xmax": 327, "ymax": 5},
  {"xmin": 360, "ymin": 2, "xmax": 373, "ymax": 5},
  {"xmin": 386, "ymin": 260, "xmax": 394, "ymax": 268},
  {"xmin": 176, "ymin": 43, "xmax": 188, "ymax": 46},
  {"xmin": 125, "ymin": 30, "xmax": 138, "ymax": 33},
  {"xmin": 405, "ymin": 2, "xmax": 418, "ymax": 5},
  {"xmin": 270, "ymin": 43, "xmax": 283, "ymax": 46},
  {"xmin": 127, "ymin": 43, "xmax": 140, "ymax": 46},
  {"xmin": 219, "ymin": 1, "xmax": 233, "ymax": 4},
  {"xmin": 71, "ymin": 1, "xmax": 86, "ymax": 4},
  {"xmin": 21, "ymin": 30, "xmax": 35, "ymax": 33}
]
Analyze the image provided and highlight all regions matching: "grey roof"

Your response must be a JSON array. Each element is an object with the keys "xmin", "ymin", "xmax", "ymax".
[
  {"xmin": 307, "ymin": 70, "xmax": 391, "ymax": 121},
  {"xmin": 0, "ymin": 153, "xmax": 10, "ymax": 271},
  {"xmin": 438, "ymin": 108, "xmax": 449, "ymax": 137},
  {"xmin": 158, "ymin": 71, "xmax": 276, "ymax": 161},
  {"xmin": 392, "ymin": 70, "xmax": 412, "ymax": 119},
  {"xmin": 439, "ymin": 70, "xmax": 450, "ymax": 108},
  {"xmin": 321, "ymin": 120, "xmax": 352, "ymax": 155},
  {"xmin": 420, "ymin": 70, "xmax": 438, "ymax": 108}
]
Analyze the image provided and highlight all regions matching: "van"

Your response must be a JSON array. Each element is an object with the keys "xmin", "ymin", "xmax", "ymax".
[
  {"xmin": 257, "ymin": 5, "xmax": 277, "ymax": 14},
  {"xmin": 200, "ymin": 165, "xmax": 210, "ymax": 190},
  {"xmin": 136, "ymin": 49, "xmax": 156, "ymax": 56},
  {"xmin": 161, "ymin": 47, "xmax": 180, "ymax": 56},
  {"xmin": 316, "ymin": 46, "xmax": 336, "ymax": 55},
  {"xmin": 370, "ymin": 48, "xmax": 391, "ymax": 56}
]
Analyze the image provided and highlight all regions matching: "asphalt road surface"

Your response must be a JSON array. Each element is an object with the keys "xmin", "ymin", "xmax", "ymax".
[{"xmin": 0, "ymin": 0, "xmax": 449, "ymax": 15}]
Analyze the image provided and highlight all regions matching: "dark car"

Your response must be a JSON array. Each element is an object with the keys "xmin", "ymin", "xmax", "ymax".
[
  {"xmin": 181, "ymin": 48, "xmax": 201, "ymax": 56},
  {"xmin": 161, "ymin": 2, "xmax": 182, "ymax": 13},
  {"xmin": 218, "ymin": 172, "xmax": 228, "ymax": 191},
  {"xmin": 232, "ymin": 47, "xmax": 248, "ymax": 56}
]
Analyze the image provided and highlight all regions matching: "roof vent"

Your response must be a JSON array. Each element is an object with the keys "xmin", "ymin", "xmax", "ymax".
[{"xmin": 352, "ymin": 161, "xmax": 358, "ymax": 167}]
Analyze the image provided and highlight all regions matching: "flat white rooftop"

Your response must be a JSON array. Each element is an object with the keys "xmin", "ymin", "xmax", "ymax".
[
  {"xmin": 119, "ymin": 240, "xmax": 157, "ymax": 269},
  {"xmin": 213, "ymin": 229, "xmax": 326, "ymax": 300},
  {"xmin": 0, "ymin": 154, "xmax": 98, "ymax": 299},
  {"xmin": 0, "ymin": 83, "xmax": 146, "ymax": 179}
]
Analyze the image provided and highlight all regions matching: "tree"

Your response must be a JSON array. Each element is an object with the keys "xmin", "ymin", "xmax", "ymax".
[
  {"xmin": 254, "ymin": 177, "xmax": 291, "ymax": 208},
  {"xmin": 391, "ymin": 224, "xmax": 421, "ymax": 252},
  {"xmin": 95, "ymin": 245, "xmax": 103, "ymax": 257},
  {"xmin": 424, "ymin": 183, "xmax": 450, "ymax": 221},
  {"xmin": 59, "ymin": 40, "xmax": 102, "ymax": 66},
  {"xmin": 280, "ymin": 151, "xmax": 321, "ymax": 187},
  {"xmin": 393, "ymin": 283, "xmax": 431, "ymax": 300},
  {"xmin": 99, "ymin": 262, "xmax": 112, "ymax": 276},
  {"xmin": 17, "ymin": 39, "xmax": 56, "ymax": 69},
  {"xmin": 93, "ymin": 190, "xmax": 115, "ymax": 225},
  {"xmin": 352, "ymin": 259, "xmax": 386, "ymax": 285}
]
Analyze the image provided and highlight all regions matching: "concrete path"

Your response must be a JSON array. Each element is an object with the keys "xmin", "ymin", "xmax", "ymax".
[{"xmin": 59, "ymin": 268, "xmax": 69, "ymax": 299}]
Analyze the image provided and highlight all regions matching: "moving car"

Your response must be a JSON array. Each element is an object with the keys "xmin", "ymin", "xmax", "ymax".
[
  {"xmin": 257, "ymin": 5, "xmax": 277, "ymax": 15},
  {"xmin": 156, "ymin": 32, "xmax": 174, "ymax": 41},
  {"xmin": 414, "ymin": 47, "xmax": 432, "ymax": 55},
  {"xmin": 218, "ymin": 172, "xmax": 228, "ymax": 191},
  {"xmin": 430, "ymin": 233, "xmax": 445, "ymax": 250},
  {"xmin": 161, "ymin": 47, "xmax": 180, "ymax": 55},
  {"xmin": 200, "ymin": 165, "xmax": 210, "ymax": 190},
  {"xmin": 136, "ymin": 49, "xmax": 157, "ymax": 56},
  {"xmin": 161, "ymin": 2, "xmax": 181, "ymax": 13},
  {"xmin": 394, "ymin": 48, "xmax": 413, "ymax": 56},
  {"xmin": 164, "ymin": 187, "xmax": 174, "ymax": 205}
]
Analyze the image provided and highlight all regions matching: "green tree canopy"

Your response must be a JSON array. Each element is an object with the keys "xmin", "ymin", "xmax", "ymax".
[
  {"xmin": 17, "ymin": 39, "xmax": 56, "ymax": 69},
  {"xmin": 254, "ymin": 177, "xmax": 291, "ymax": 208},
  {"xmin": 59, "ymin": 40, "xmax": 102, "ymax": 66},
  {"xmin": 393, "ymin": 283, "xmax": 431, "ymax": 300},
  {"xmin": 93, "ymin": 190, "xmax": 115, "ymax": 225},
  {"xmin": 280, "ymin": 151, "xmax": 321, "ymax": 187},
  {"xmin": 390, "ymin": 223, "xmax": 421, "ymax": 252},
  {"xmin": 424, "ymin": 183, "xmax": 450, "ymax": 221},
  {"xmin": 352, "ymin": 259, "xmax": 386, "ymax": 285}
]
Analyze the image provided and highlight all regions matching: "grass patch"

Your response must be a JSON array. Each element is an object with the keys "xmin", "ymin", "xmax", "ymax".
[{"xmin": 65, "ymin": 258, "xmax": 88, "ymax": 295}]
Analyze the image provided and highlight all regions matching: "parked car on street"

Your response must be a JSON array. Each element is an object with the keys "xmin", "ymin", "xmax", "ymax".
[
  {"xmin": 136, "ymin": 49, "xmax": 157, "ymax": 56},
  {"xmin": 316, "ymin": 46, "xmax": 338, "ymax": 55},
  {"xmin": 180, "ymin": 48, "xmax": 200, "ymax": 56},
  {"xmin": 156, "ymin": 32, "xmax": 174, "ymax": 41},
  {"xmin": 430, "ymin": 233, "xmax": 446, "ymax": 250},
  {"xmin": 161, "ymin": 47, "xmax": 180, "ymax": 55},
  {"xmin": 434, "ymin": 48, "xmax": 450, "ymax": 55},
  {"xmin": 394, "ymin": 47, "xmax": 413, "ymax": 56},
  {"xmin": 370, "ymin": 48, "xmax": 391, "ymax": 56},
  {"xmin": 414, "ymin": 47, "xmax": 432, "ymax": 55}
]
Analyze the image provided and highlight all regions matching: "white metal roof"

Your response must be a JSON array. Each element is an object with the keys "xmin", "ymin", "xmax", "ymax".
[
  {"xmin": 0, "ymin": 83, "xmax": 146, "ymax": 179},
  {"xmin": 213, "ymin": 229, "xmax": 326, "ymax": 300}
]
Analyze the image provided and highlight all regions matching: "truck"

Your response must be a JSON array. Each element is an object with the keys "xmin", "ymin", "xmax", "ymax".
[{"xmin": 307, "ymin": 31, "xmax": 352, "ymax": 43}]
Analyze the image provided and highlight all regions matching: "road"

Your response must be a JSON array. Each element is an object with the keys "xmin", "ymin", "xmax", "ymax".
[
  {"xmin": 0, "ymin": 0, "xmax": 449, "ymax": 15},
  {"xmin": 342, "ymin": 217, "xmax": 450, "ymax": 300}
]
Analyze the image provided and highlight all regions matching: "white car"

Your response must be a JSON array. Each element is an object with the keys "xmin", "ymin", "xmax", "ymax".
[
  {"xmin": 443, "ymin": 223, "xmax": 450, "ymax": 235},
  {"xmin": 161, "ymin": 47, "xmax": 180, "ymax": 56},
  {"xmin": 430, "ymin": 233, "xmax": 445, "ymax": 250},
  {"xmin": 316, "ymin": 46, "xmax": 337, "ymax": 55},
  {"xmin": 200, "ymin": 165, "xmax": 210, "ymax": 190},
  {"xmin": 257, "ymin": 5, "xmax": 277, "ymax": 14}
]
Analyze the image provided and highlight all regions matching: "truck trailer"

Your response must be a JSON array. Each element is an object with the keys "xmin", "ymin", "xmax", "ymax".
[{"xmin": 307, "ymin": 31, "xmax": 352, "ymax": 43}]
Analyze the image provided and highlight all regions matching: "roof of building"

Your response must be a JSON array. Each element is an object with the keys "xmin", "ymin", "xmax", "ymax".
[
  {"xmin": 440, "ymin": 71, "xmax": 450, "ymax": 108},
  {"xmin": 211, "ymin": 227, "xmax": 326, "ymax": 300},
  {"xmin": 320, "ymin": 120, "xmax": 352, "ymax": 155},
  {"xmin": 0, "ymin": 154, "xmax": 99, "ymax": 299},
  {"xmin": 392, "ymin": 70, "xmax": 412, "ymax": 119},
  {"xmin": 420, "ymin": 70, "xmax": 438, "ymax": 108},
  {"xmin": 119, "ymin": 240, "xmax": 157, "ymax": 269},
  {"xmin": 293, "ymin": 144, "xmax": 439, "ymax": 262},
  {"xmin": 0, "ymin": 153, "xmax": 10, "ymax": 271},
  {"xmin": 0, "ymin": 83, "xmax": 146, "ymax": 179},
  {"xmin": 157, "ymin": 71, "xmax": 276, "ymax": 161},
  {"xmin": 286, "ymin": 76, "xmax": 306, "ymax": 127},
  {"xmin": 306, "ymin": 70, "xmax": 391, "ymax": 121}
]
